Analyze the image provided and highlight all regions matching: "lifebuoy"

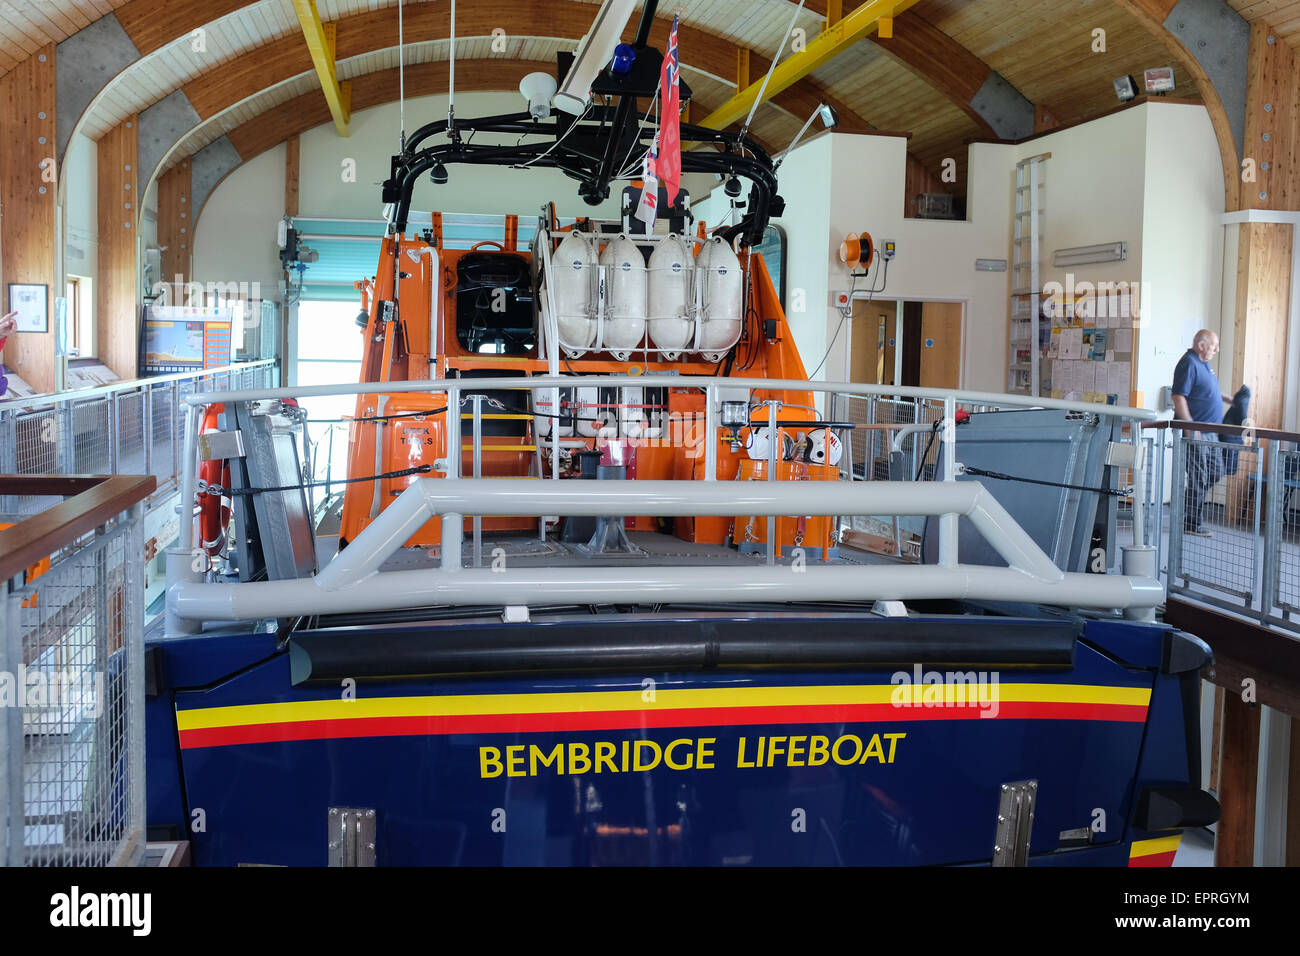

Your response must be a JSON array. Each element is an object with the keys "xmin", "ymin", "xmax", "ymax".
[{"xmin": 198, "ymin": 403, "xmax": 231, "ymax": 556}]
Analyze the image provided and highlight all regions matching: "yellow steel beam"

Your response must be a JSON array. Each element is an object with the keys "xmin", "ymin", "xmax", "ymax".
[
  {"xmin": 292, "ymin": 0, "xmax": 351, "ymax": 136},
  {"xmin": 699, "ymin": 0, "xmax": 920, "ymax": 130}
]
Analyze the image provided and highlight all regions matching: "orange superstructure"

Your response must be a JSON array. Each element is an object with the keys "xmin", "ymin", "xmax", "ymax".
[{"xmin": 338, "ymin": 213, "xmax": 834, "ymax": 556}]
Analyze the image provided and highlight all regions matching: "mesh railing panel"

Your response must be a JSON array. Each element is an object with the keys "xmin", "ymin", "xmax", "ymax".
[
  {"xmin": 1270, "ymin": 447, "xmax": 1300, "ymax": 620},
  {"xmin": 1169, "ymin": 434, "xmax": 1263, "ymax": 610},
  {"xmin": 836, "ymin": 395, "xmax": 875, "ymax": 480},
  {"xmin": 12, "ymin": 408, "xmax": 60, "ymax": 517},
  {"xmin": 114, "ymin": 391, "xmax": 147, "ymax": 477},
  {"xmin": 71, "ymin": 398, "xmax": 113, "ymax": 475},
  {"xmin": 149, "ymin": 385, "xmax": 176, "ymax": 484},
  {"xmin": 1170, "ymin": 434, "xmax": 1258, "ymax": 600},
  {"xmin": 3, "ymin": 515, "xmax": 144, "ymax": 866}
]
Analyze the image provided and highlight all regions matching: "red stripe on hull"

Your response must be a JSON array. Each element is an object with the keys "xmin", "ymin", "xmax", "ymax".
[
  {"xmin": 1128, "ymin": 851, "xmax": 1178, "ymax": 867},
  {"xmin": 178, "ymin": 699, "xmax": 1149, "ymax": 750}
]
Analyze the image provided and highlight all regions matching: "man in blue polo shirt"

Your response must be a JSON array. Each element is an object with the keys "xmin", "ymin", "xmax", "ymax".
[{"xmin": 1172, "ymin": 329, "xmax": 1233, "ymax": 536}]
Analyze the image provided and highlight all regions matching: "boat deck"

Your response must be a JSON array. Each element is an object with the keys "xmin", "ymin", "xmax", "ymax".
[{"xmin": 365, "ymin": 530, "xmax": 905, "ymax": 572}]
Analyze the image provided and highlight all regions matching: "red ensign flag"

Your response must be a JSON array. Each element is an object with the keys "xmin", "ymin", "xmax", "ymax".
[{"xmin": 659, "ymin": 15, "xmax": 681, "ymax": 204}]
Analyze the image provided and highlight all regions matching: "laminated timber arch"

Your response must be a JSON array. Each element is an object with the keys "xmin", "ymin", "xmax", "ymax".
[
  {"xmin": 67, "ymin": 0, "xmax": 876, "ymax": 195},
  {"xmin": 767, "ymin": 2, "xmax": 1050, "ymax": 139},
  {"xmin": 1112, "ymin": 0, "xmax": 1248, "ymax": 210}
]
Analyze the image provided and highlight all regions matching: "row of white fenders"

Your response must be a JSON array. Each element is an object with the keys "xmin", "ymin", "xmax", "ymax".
[{"xmin": 542, "ymin": 231, "xmax": 744, "ymax": 361}]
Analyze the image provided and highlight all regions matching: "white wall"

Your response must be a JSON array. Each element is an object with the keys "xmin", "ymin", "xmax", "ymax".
[
  {"xmin": 795, "ymin": 102, "xmax": 1222, "ymax": 403},
  {"xmin": 814, "ymin": 135, "xmax": 1015, "ymax": 391},
  {"xmin": 298, "ymin": 92, "xmax": 625, "ymax": 221},
  {"xmin": 693, "ymin": 132, "xmax": 1016, "ymax": 392},
  {"xmin": 62, "ymin": 132, "xmax": 98, "ymax": 354},
  {"xmin": 772, "ymin": 133, "xmax": 834, "ymax": 377},
  {"xmin": 1139, "ymin": 103, "xmax": 1226, "ymax": 404},
  {"xmin": 1023, "ymin": 104, "xmax": 1148, "ymax": 296},
  {"xmin": 192, "ymin": 143, "xmax": 287, "ymax": 298}
]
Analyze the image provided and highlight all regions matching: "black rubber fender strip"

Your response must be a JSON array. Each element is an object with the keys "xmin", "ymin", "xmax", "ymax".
[{"xmin": 288, "ymin": 614, "xmax": 1080, "ymax": 685}]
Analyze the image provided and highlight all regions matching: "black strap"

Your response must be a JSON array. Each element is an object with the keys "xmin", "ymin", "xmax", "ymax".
[
  {"xmin": 310, "ymin": 404, "xmax": 616, "ymax": 426},
  {"xmin": 208, "ymin": 464, "xmax": 435, "ymax": 497},
  {"xmin": 961, "ymin": 465, "xmax": 1128, "ymax": 498},
  {"xmin": 309, "ymin": 406, "xmax": 449, "ymax": 424}
]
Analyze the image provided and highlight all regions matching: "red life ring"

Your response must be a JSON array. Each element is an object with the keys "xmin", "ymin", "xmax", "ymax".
[{"xmin": 198, "ymin": 403, "xmax": 231, "ymax": 556}]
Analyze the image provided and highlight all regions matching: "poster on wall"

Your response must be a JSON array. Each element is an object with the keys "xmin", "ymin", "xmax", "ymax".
[
  {"xmin": 143, "ymin": 305, "xmax": 232, "ymax": 375},
  {"xmin": 7, "ymin": 283, "xmax": 48, "ymax": 333},
  {"xmin": 145, "ymin": 319, "xmax": 205, "ymax": 366}
]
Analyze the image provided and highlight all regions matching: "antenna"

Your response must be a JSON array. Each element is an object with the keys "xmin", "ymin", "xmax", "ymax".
[
  {"xmin": 739, "ymin": 0, "xmax": 806, "ymax": 142},
  {"xmin": 448, "ymin": 0, "xmax": 457, "ymax": 134},
  {"xmin": 398, "ymin": 0, "xmax": 405, "ymax": 149}
]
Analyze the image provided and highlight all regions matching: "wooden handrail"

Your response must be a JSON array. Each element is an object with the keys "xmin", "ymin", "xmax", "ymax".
[
  {"xmin": 1142, "ymin": 419, "xmax": 1300, "ymax": 443},
  {"xmin": 0, "ymin": 474, "xmax": 116, "ymax": 497},
  {"xmin": 0, "ymin": 474, "xmax": 156, "ymax": 582}
]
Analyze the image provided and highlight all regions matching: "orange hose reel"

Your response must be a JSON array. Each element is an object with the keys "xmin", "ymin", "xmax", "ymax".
[{"xmin": 838, "ymin": 231, "xmax": 874, "ymax": 271}]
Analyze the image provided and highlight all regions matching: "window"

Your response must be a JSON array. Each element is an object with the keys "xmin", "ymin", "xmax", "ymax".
[
  {"xmin": 753, "ymin": 224, "xmax": 786, "ymax": 310},
  {"xmin": 65, "ymin": 275, "xmax": 94, "ymax": 358},
  {"xmin": 297, "ymin": 299, "xmax": 366, "ymax": 486}
]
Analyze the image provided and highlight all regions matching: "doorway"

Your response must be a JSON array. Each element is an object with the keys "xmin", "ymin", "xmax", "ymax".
[{"xmin": 849, "ymin": 298, "xmax": 963, "ymax": 389}]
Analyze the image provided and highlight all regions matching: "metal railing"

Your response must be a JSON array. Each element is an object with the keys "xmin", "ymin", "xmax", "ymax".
[
  {"xmin": 166, "ymin": 375, "xmax": 1163, "ymax": 635},
  {"xmin": 831, "ymin": 393, "xmax": 1006, "ymax": 557},
  {"xmin": 1, "ymin": 474, "xmax": 155, "ymax": 866},
  {"xmin": 0, "ymin": 360, "xmax": 277, "ymax": 519},
  {"xmin": 1160, "ymin": 420, "xmax": 1300, "ymax": 634}
]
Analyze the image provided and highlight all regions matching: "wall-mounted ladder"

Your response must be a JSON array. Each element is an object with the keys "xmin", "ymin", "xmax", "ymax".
[{"xmin": 1009, "ymin": 153, "xmax": 1049, "ymax": 397}]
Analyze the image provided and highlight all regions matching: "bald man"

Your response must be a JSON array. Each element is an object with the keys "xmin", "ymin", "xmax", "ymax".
[{"xmin": 1172, "ymin": 329, "xmax": 1233, "ymax": 536}]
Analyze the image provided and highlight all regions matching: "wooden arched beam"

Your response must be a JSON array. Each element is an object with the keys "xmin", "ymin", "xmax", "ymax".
[
  {"xmin": 113, "ymin": 0, "xmax": 257, "ymax": 57},
  {"xmin": 174, "ymin": 1, "xmax": 871, "ymax": 136},
  {"xmin": 1111, "ymin": 0, "xmax": 1243, "ymax": 209},
  {"xmin": 771, "ymin": 1, "xmax": 1052, "ymax": 137}
]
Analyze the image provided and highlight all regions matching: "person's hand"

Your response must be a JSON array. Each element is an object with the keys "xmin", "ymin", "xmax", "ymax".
[{"xmin": 0, "ymin": 311, "xmax": 17, "ymax": 338}]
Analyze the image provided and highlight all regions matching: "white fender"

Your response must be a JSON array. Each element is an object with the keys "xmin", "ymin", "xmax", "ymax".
[
  {"xmin": 698, "ymin": 236, "xmax": 742, "ymax": 361},
  {"xmin": 551, "ymin": 232, "xmax": 596, "ymax": 351},
  {"xmin": 574, "ymin": 385, "xmax": 602, "ymax": 438},
  {"xmin": 648, "ymin": 234, "xmax": 694, "ymax": 357},
  {"xmin": 599, "ymin": 234, "xmax": 647, "ymax": 359}
]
